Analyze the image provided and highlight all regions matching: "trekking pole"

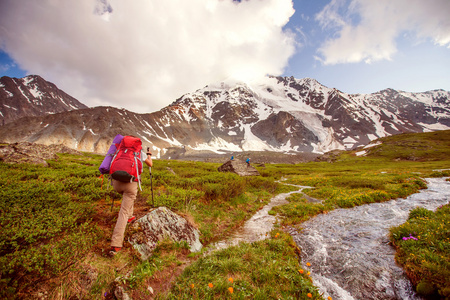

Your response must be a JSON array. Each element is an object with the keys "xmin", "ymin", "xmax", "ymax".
[
  {"xmin": 150, "ymin": 166, "xmax": 154, "ymax": 208},
  {"xmin": 147, "ymin": 147, "xmax": 155, "ymax": 208}
]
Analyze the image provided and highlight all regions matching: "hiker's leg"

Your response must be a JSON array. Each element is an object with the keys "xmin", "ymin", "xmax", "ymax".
[
  {"xmin": 112, "ymin": 179, "xmax": 135, "ymax": 222},
  {"xmin": 111, "ymin": 181, "xmax": 138, "ymax": 248},
  {"xmin": 129, "ymin": 195, "xmax": 135, "ymax": 220}
]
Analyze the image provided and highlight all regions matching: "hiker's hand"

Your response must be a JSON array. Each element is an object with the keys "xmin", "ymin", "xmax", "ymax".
[{"xmin": 147, "ymin": 152, "xmax": 152, "ymax": 156}]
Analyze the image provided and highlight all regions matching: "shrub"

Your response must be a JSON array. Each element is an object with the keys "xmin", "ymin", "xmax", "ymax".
[
  {"xmin": 408, "ymin": 207, "xmax": 433, "ymax": 220},
  {"xmin": 0, "ymin": 155, "xmax": 102, "ymax": 298}
]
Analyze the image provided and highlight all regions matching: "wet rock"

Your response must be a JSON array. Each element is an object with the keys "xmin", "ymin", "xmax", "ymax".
[
  {"xmin": 0, "ymin": 142, "xmax": 81, "ymax": 165},
  {"xmin": 130, "ymin": 207, "xmax": 202, "ymax": 260},
  {"xmin": 218, "ymin": 159, "xmax": 260, "ymax": 176}
]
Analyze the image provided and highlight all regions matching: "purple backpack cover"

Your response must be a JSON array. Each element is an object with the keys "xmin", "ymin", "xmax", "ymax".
[{"xmin": 99, "ymin": 134, "xmax": 124, "ymax": 174}]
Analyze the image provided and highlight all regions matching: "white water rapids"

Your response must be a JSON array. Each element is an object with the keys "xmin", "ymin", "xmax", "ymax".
[{"xmin": 289, "ymin": 177, "xmax": 450, "ymax": 300}]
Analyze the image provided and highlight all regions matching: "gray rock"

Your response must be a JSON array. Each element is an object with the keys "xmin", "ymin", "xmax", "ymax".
[
  {"xmin": 113, "ymin": 285, "xmax": 131, "ymax": 300},
  {"xmin": 130, "ymin": 207, "xmax": 202, "ymax": 260},
  {"xmin": 218, "ymin": 159, "xmax": 260, "ymax": 176}
]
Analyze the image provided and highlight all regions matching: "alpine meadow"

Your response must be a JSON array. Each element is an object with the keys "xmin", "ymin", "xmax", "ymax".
[{"xmin": 0, "ymin": 130, "xmax": 449, "ymax": 299}]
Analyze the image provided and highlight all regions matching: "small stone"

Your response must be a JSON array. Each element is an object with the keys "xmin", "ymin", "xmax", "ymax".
[{"xmin": 148, "ymin": 286, "xmax": 154, "ymax": 294}]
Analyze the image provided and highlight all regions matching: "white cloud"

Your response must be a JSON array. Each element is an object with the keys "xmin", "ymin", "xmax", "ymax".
[
  {"xmin": 0, "ymin": 0, "xmax": 295, "ymax": 113},
  {"xmin": 315, "ymin": 0, "xmax": 450, "ymax": 65}
]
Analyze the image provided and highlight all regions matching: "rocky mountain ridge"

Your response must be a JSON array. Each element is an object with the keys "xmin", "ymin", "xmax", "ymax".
[
  {"xmin": 0, "ymin": 75, "xmax": 87, "ymax": 124},
  {"xmin": 0, "ymin": 75, "xmax": 449, "ymax": 160}
]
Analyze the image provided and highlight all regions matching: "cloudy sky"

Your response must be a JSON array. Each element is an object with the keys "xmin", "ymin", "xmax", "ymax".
[{"xmin": 1, "ymin": 0, "xmax": 449, "ymax": 113}]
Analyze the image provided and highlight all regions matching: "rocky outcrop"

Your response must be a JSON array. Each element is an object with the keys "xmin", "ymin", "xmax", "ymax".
[
  {"xmin": 218, "ymin": 159, "xmax": 260, "ymax": 176},
  {"xmin": 0, "ymin": 142, "xmax": 81, "ymax": 166},
  {"xmin": 130, "ymin": 207, "xmax": 202, "ymax": 260},
  {"xmin": 314, "ymin": 149, "xmax": 346, "ymax": 163}
]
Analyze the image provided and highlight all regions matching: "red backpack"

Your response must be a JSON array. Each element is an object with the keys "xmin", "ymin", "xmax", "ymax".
[{"xmin": 110, "ymin": 136, "xmax": 143, "ymax": 187}]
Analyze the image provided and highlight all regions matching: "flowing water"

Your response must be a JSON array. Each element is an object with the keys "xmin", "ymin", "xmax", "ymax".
[
  {"xmin": 207, "ymin": 177, "xmax": 449, "ymax": 299},
  {"xmin": 289, "ymin": 177, "xmax": 450, "ymax": 300},
  {"xmin": 211, "ymin": 184, "xmax": 311, "ymax": 251}
]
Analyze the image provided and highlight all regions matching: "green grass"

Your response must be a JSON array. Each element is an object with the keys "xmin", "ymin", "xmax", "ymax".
[
  {"xmin": 161, "ymin": 231, "xmax": 322, "ymax": 300},
  {"xmin": 0, "ymin": 130, "xmax": 449, "ymax": 299},
  {"xmin": 0, "ymin": 152, "xmax": 284, "ymax": 299},
  {"xmin": 361, "ymin": 130, "xmax": 450, "ymax": 161},
  {"xmin": 390, "ymin": 204, "xmax": 450, "ymax": 299},
  {"xmin": 0, "ymin": 154, "xmax": 104, "ymax": 297}
]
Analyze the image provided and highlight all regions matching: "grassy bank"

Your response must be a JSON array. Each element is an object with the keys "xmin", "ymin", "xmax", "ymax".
[
  {"xmin": 163, "ymin": 231, "xmax": 322, "ymax": 300},
  {"xmin": 390, "ymin": 203, "xmax": 450, "ymax": 299}
]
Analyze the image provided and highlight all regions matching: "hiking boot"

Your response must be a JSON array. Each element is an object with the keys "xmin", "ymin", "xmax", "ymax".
[
  {"xmin": 128, "ymin": 216, "xmax": 136, "ymax": 223},
  {"xmin": 108, "ymin": 246, "xmax": 122, "ymax": 257}
]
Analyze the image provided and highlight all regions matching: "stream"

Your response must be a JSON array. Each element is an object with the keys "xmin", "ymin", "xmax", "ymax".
[
  {"xmin": 208, "ymin": 177, "xmax": 449, "ymax": 299},
  {"xmin": 289, "ymin": 177, "xmax": 450, "ymax": 300},
  {"xmin": 211, "ymin": 184, "xmax": 311, "ymax": 251}
]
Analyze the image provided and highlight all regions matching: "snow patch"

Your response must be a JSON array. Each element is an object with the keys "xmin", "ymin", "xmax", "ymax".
[
  {"xmin": 29, "ymin": 86, "xmax": 44, "ymax": 99},
  {"xmin": 355, "ymin": 150, "xmax": 367, "ymax": 156},
  {"xmin": 4, "ymin": 104, "xmax": 17, "ymax": 111},
  {"xmin": 418, "ymin": 122, "xmax": 450, "ymax": 131},
  {"xmin": 241, "ymin": 124, "xmax": 272, "ymax": 151},
  {"xmin": 193, "ymin": 136, "xmax": 240, "ymax": 153},
  {"xmin": 367, "ymin": 134, "xmax": 378, "ymax": 141},
  {"xmin": 363, "ymin": 141, "xmax": 382, "ymax": 149}
]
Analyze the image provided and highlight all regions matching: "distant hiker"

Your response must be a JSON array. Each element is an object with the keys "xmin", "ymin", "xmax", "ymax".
[
  {"xmin": 99, "ymin": 135, "xmax": 153, "ymax": 256},
  {"xmin": 246, "ymin": 158, "xmax": 250, "ymax": 166},
  {"xmin": 231, "ymin": 155, "xmax": 234, "ymax": 160}
]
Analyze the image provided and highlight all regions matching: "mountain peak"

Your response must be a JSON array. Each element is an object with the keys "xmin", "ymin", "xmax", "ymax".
[
  {"xmin": 0, "ymin": 75, "xmax": 88, "ymax": 124},
  {"xmin": 1, "ymin": 75, "xmax": 449, "ymax": 158}
]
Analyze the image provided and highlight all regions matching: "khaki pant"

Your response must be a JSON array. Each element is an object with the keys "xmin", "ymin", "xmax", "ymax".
[{"xmin": 111, "ymin": 179, "xmax": 138, "ymax": 248}]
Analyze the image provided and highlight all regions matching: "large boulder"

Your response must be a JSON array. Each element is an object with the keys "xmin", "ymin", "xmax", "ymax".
[
  {"xmin": 129, "ymin": 207, "xmax": 202, "ymax": 260},
  {"xmin": 218, "ymin": 159, "xmax": 260, "ymax": 176}
]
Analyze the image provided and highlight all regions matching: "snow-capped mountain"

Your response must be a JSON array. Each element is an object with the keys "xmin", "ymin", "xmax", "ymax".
[
  {"xmin": 150, "ymin": 76, "xmax": 449, "ymax": 154},
  {"xmin": 0, "ymin": 75, "xmax": 87, "ymax": 124},
  {"xmin": 0, "ymin": 75, "xmax": 448, "ymax": 158}
]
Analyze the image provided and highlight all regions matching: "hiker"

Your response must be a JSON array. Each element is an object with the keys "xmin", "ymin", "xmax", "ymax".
[
  {"xmin": 246, "ymin": 157, "xmax": 250, "ymax": 166},
  {"xmin": 109, "ymin": 138, "xmax": 153, "ymax": 256}
]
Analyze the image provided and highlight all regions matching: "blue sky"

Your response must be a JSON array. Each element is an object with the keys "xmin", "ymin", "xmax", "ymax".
[
  {"xmin": 1, "ymin": 0, "xmax": 449, "ymax": 112},
  {"xmin": 283, "ymin": 0, "xmax": 450, "ymax": 95}
]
